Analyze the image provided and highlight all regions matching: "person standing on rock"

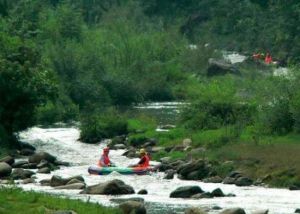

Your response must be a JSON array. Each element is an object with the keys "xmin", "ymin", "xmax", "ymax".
[
  {"xmin": 98, "ymin": 147, "xmax": 115, "ymax": 167},
  {"xmin": 130, "ymin": 148, "xmax": 150, "ymax": 168}
]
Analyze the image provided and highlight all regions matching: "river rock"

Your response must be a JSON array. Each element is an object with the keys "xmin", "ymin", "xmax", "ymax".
[
  {"xmin": 184, "ymin": 207, "xmax": 207, "ymax": 214},
  {"xmin": 137, "ymin": 189, "xmax": 148, "ymax": 195},
  {"xmin": 223, "ymin": 177, "xmax": 236, "ymax": 184},
  {"xmin": 164, "ymin": 169, "xmax": 176, "ymax": 179},
  {"xmin": 50, "ymin": 175, "xmax": 84, "ymax": 187},
  {"xmin": 220, "ymin": 208, "xmax": 246, "ymax": 214},
  {"xmin": 22, "ymin": 178, "xmax": 36, "ymax": 184},
  {"xmin": 0, "ymin": 162, "xmax": 12, "ymax": 177},
  {"xmin": 40, "ymin": 179, "xmax": 51, "ymax": 186},
  {"xmin": 55, "ymin": 183, "xmax": 85, "ymax": 190},
  {"xmin": 0, "ymin": 180, "xmax": 11, "ymax": 184},
  {"xmin": 202, "ymin": 176, "xmax": 223, "ymax": 183},
  {"xmin": 160, "ymin": 157, "xmax": 171, "ymax": 164},
  {"xmin": 0, "ymin": 155, "xmax": 14, "ymax": 165},
  {"xmin": 19, "ymin": 148, "xmax": 35, "ymax": 156},
  {"xmin": 114, "ymin": 144, "xmax": 127, "ymax": 150},
  {"xmin": 150, "ymin": 146, "xmax": 165, "ymax": 153},
  {"xmin": 211, "ymin": 188, "xmax": 225, "ymax": 197},
  {"xmin": 109, "ymin": 136, "xmax": 127, "ymax": 148},
  {"xmin": 119, "ymin": 201, "xmax": 146, "ymax": 214},
  {"xmin": 235, "ymin": 177, "xmax": 253, "ymax": 186},
  {"xmin": 295, "ymin": 209, "xmax": 300, "ymax": 213},
  {"xmin": 11, "ymin": 168, "xmax": 35, "ymax": 179},
  {"xmin": 191, "ymin": 192, "xmax": 212, "ymax": 199},
  {"xmin": 110, "ymin": 197, "xmax": 144, "ymax": 204},
  {"xmin": 207, "ymin": 58, "xmax": 239, "ymax": 76},
  {"xmin": 21, "ymin": 163, "xmax": 37, "ymax": 169},
  {"xmin": 54, "ymin": 160, "xmax": 70, "ymax": 166},
  {"xmin": 12, "ymin": 160, "xmax": 28, "ymax": 168},
  {"xmin": 289, "ymin": 185, "xmax": 300, "ymax": 190},
  {"xmin": 122, "ymin": 148, "xmax": 138, "ymax": 158},
  {"xmin": 37, "ymin": 160, "xmax": 49, "ymax": 168},
  {"xmin": 212, "ymin": 206, "xmax": 222, "ymax": 210},
  {"xmin": 81, "ymin": 179, "xmax": 134, "ymax": 195},
  {"xmin": 177, "ymin": 160, "xmax": 210, "ymax": 180},
  {"xmin": 19, "ymin": 141, "xmax": 36, "ymax": 151},
  {"xmin": 37, "ymin": 167, "xmax": 51, "ymax": 174},
  {"xmin": 67, "ymin": 178, "xmax": 84, "ymax": 185},
  {"xmin": 170, "ymin": 186, "xmax": 203, "ymax": 198},
  {"xmin": 252, "ymin": 210, "xmax": 269, "ymax": 214},
  {"xmin": 29, "ymin": 152, "xmax": 56, "ymax": 164}
]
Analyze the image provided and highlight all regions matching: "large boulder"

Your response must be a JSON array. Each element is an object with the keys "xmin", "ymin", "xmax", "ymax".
[
  {"xmin": 177, "ymin": 160, "xmax": 210, "ymax": 180},
  {"xmin": 295, "ymin": 208, "xmax": 300, "ymax": 213},
  {"xmin": 81, "ymin": 179, "xmax": 134, "ymax": 195},
  {"xmin": 184, "ymin": 207, "xmax": 207, "ymax": 214},
  {"xmin": 170, "ymin": 186, "xmax": 203, "ymax": 198},
  {"xmin": 0, "ymin": 156, "xmax": 14, "ymax": 165},
  {"xmin": 211, "ymin": 188, "xmax": 225, "ymax": 197},
  {"xmin": 207, "ymin": 58, "xmax": 239, "ymax": 76},
  {"xmin": 50, "ymin": 175, "xmax": 84, "ymax": 187},
  {"xmin": 0, "ymin": 162, "xmax": 12, "ymax": 177},
  {"xmin": 119, "ymin": 201, "xmax": 146, "ymax": 214},
  {"xmin": 235, "ymin": 177, "xmax": 253, "ymax": 187},
  {"xmin": 28, "ymin": 152, "xmax": 56, "ymax": 164},
  {"xmin": 220, "ymin": 208, "xmax": 246, "ymax": 214},
  {"xmin": 11, "ymin": 168, "xmax": 34, "ymax": 179}
]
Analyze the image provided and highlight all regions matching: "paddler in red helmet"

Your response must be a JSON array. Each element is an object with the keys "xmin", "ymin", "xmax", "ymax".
[{"xmin": 98, "ymin": 147, "xmax": 115, "ymax": 167}]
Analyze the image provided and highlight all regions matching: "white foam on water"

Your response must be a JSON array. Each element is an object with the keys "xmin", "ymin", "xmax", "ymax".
[{"xmin": 17, "ymin": 127, "xmax": 300, "ymax": 214}]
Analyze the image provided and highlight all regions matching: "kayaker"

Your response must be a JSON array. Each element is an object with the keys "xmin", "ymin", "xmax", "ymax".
[
  {"xmin": 98, "ymin": 147, "xmax": 115, "ymax": 167},
  {"xmin": 131, "ymin": 148, "xmax": 150, "ymax": 168},
  {"xmin": 265, "ymin": 52, "xmax": 273, "ymax": 64}
]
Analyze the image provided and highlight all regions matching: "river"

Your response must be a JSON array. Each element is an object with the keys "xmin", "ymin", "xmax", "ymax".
[{"xmin": 16, "ymin": 126, "xmax": 300, "ymax": 214}]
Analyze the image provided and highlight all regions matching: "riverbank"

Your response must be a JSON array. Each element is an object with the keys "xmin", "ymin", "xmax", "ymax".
[
  {"xmin": 125, "ymin": 120, "xmax": 300, "ymax": 189},
  {"xmin": 0, "ymin": 187, "xmax": 120, "ymax": 214}
]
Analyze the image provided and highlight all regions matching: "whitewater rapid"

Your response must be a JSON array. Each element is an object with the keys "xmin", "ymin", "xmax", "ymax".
[{"xmin": 17, "ymin": 127, "xmax": 300, "ymax": 214}]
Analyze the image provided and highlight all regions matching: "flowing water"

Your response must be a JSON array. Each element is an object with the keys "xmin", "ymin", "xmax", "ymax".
[{"xmin": 16, "ymin": 126, "xmax": 300, "ymax": 214}]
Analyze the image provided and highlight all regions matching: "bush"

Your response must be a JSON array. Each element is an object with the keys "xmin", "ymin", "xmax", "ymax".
[{"xmin": 80, "ymin": 109, "xmax": 128, "ymax": 143}]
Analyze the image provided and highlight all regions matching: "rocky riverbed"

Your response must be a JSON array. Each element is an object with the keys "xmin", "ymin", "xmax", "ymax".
[{"xmin": 1, "ymin": 126, "xmax": 300, "ymax": 214}]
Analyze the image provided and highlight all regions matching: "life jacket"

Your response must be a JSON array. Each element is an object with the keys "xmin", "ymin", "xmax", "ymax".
[
  {"xmin": 138, "ymin": 154, "xmax": 150, "ymax": 168},
  {"xmin": 265, "ymin": 54, "xmax": 273, "ymax": 64},
  {"xmin": 98, "ymin": 154, "xmax": 110, "ymax": 167}
]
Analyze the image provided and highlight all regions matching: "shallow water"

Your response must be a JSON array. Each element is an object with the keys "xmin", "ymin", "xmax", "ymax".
[{"xmin": 17, "ymin": 127, "xmax": 300, "ymax": 214}]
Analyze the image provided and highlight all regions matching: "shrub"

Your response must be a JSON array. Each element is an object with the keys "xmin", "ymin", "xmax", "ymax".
[{"xmin": 80, "ymin": 109, "xmax": 128, "ymax": 143}]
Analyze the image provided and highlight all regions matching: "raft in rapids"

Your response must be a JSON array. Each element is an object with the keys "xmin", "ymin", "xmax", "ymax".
[{"xmin": 88, "ymin": 165, "xmax": 153, "ymax": 175}]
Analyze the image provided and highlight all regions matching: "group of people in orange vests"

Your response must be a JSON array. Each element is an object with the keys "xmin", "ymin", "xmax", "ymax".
[
  {"xmin": 252, "ymin": 52, "xmax": 273, "ymax": 64},
  {"xmin": 98, "ymin": 147, "xmax": 150, "ymax": 168}
]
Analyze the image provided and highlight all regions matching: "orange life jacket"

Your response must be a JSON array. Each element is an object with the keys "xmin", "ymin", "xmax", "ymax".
[
  {"xmin": 98, "ymin": 154, "xmax": 110, "ymax": 167},
  {"xmin": 138, "ymin": 154, "xmax": 150, "ymax": 168}
]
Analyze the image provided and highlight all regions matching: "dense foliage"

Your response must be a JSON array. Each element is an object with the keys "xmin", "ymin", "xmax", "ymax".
[{"xmin": 1, "ymin": 0, "xmax": 300, "ymax": 145}]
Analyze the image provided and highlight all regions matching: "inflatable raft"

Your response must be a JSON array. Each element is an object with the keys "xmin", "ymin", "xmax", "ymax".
[{"xmin": 88, "ymin": 165, "xmax": 153, "ymax": 175}]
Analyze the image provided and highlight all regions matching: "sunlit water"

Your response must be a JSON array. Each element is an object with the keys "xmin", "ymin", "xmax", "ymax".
[{"xmin": 15, "ymin": 126, "xmax": 300, "ymax": 214}]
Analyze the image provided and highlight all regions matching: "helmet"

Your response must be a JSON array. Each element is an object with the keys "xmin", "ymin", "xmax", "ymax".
[
  {"xmin": 103, "ymin": 147, "xmax": 110, "ymax": 153},
  {"xmin": 139, "ymin": 148, "xmax": 146, "ymax": 154}
]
